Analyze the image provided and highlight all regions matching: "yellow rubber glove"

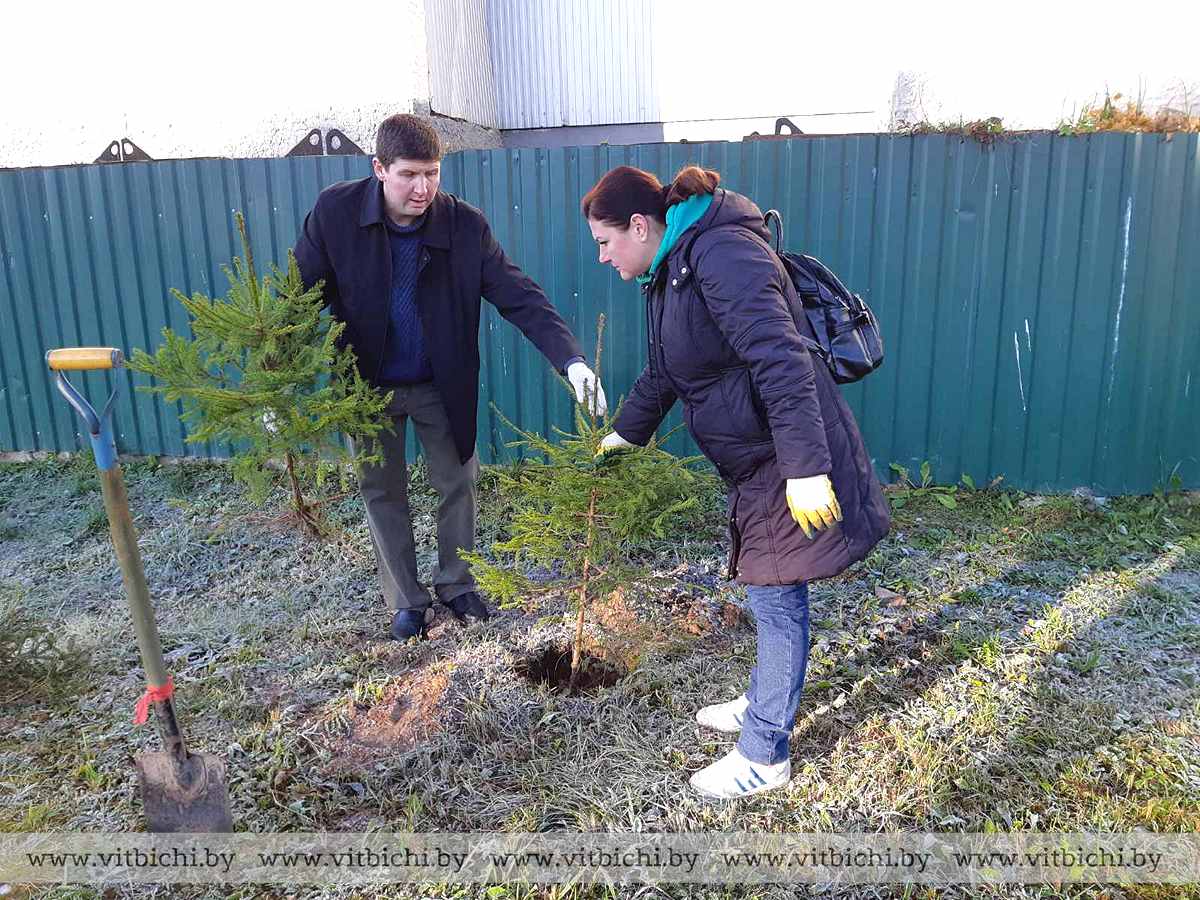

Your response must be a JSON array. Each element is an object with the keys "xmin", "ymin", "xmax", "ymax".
[{"xmin": 785, "ymin": 474, "xmax": 843, "ymax": 539}]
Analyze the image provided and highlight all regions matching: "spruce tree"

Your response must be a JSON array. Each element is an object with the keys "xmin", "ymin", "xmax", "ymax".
[
  {"xmin": 128, "ymin": 213, "xmax": 392, "ymax": 536},
  {"xmin": 465, "ymin": 315, "xmax": 714, "ymax": 689}
]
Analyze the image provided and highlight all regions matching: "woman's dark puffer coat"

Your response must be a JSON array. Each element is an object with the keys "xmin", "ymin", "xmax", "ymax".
[{"xmin": 612, "ymin": 189, "xmax": 890, "ymax": 585}]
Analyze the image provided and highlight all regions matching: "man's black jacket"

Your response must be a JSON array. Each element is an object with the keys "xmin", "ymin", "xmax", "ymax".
[{"xmin": 294, "ymin": 176, "xmax": 583, "ymax": 463}]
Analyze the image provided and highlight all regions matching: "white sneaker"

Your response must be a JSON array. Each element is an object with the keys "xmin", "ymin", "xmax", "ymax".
[
  {"xmin": 696, "ymin": 694, "xmax": 751, "ymax": 732},
  {"xmin": 689, "ymin": 748, "xmax": 790, "ymax": 799}
]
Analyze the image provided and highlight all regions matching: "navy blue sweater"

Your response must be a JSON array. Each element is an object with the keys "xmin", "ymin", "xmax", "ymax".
[{"xmin": 377, "ymin": 216, "xmax": 434, "ymax": 385}]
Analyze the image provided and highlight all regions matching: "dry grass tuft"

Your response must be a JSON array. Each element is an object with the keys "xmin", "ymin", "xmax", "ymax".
[{"xmin": 1061, "ymin": 90, "xmax": 1200, "ymax": 134}]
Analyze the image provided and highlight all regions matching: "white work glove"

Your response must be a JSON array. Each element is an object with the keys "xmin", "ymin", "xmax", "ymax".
[
  {"xmin": 596, "ymin": 430, "xmax": 636, "ymax": 457},
  {"xmin": 785, "ymin": 474, "xmax": 843, "ymax": 539},
  {"xmin": 566, "ymin": 361, "xmax": 608, "ymax": 417}
]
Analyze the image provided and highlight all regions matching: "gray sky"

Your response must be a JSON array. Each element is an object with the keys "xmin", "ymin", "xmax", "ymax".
[{"xmin": 4, "ymin": 0, "xmax": 1197, "ymax": 161}]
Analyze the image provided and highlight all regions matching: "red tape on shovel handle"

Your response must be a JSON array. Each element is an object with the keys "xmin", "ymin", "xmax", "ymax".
[{"xmin": 133, "ymin": 676, "xmax": 174, "ymax": 725}]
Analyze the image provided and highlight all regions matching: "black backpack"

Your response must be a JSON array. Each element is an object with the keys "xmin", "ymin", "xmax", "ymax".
[{"xmin": 764, "ymin": 209, "xmax": 884, "ymax": 384}]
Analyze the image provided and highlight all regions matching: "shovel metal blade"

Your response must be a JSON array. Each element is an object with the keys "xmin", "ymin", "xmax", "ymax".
[{"xmin": 135, "ymin": 750, "xmax": 234, "ymax": 833}]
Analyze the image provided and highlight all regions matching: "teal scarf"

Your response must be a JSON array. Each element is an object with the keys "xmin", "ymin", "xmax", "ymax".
[{"xmin": 636, "ymin": 193, "xmax": 713, "ymax": 286}]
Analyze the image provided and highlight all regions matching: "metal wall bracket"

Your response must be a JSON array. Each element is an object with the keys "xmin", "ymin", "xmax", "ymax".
[
  {"xmin": 324, "ymin": 129, "xmax": 363, "ymax": 155},
  {"xmin": 745, "ymin": 117, "xmax": 805, "ymax": 142},
  {"xmin": 95, "ymin": 138, "xmax": 153, "ymax": 163},
  {"xmin": 287, "ymin": 129, "xmax": 325, "ymax": 156},
  {"xmin": 287, "ymin": 128, "xmax": 365, "ymax": 157}
]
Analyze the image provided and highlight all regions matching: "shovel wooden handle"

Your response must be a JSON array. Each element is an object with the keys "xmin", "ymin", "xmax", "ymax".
[
  {"xmin": 46, "ymin": 347, "xmax": 124, "ymax": 371},
  {"xmin": 97, "ymin": 467, "xmax": 171, "ymax": 688}
]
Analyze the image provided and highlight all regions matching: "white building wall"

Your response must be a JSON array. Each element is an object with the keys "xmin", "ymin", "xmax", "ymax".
[
  {"xmin": 426, "ymin": 0, "xmax": 500, "ymax": 127},
  {"xmin": 487, "ymin": 0, "xmax": 659, "ymax": 129}
]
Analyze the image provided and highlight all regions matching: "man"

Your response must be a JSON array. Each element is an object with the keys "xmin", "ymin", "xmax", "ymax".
[{"xmin": 294, "ymin": 114, "xmax": 606, "ymax": 640}]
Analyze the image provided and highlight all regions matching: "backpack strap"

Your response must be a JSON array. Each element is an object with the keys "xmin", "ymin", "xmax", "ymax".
[
  {"xmin": 763, "ymin": 209, "xmax": 784, "ymax": 252},
  {"xmin": 682, "ymin": 221, "xmax": 827, "ymax": 361}
]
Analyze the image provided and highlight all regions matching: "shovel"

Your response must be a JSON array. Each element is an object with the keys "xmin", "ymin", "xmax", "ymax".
[{"xmin": 47, "ymin": 347, "xmax": 233, "ymax": 833}]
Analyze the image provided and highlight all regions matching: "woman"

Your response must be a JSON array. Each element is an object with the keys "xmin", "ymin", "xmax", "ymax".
[{"xmin": 584, "ymin": 165, "xmax": 890, "ymax": 799}]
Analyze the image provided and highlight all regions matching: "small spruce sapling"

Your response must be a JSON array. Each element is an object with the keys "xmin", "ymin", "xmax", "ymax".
[
  {"xmin": 128, "ymin": 213, "xmax": 392, "ymax": 535},
  {"xmin": 465, "ymin": 314, "xmax": 713, "ymax": 689}
]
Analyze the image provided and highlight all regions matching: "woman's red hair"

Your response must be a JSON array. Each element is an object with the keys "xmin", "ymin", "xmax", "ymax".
[{"xmin": 582, "ymin": 164, "xmax": 720, "ymax": 228}]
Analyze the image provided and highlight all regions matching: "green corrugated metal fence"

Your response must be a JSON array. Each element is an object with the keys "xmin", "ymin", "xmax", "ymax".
[{"xmin": 1, "ymin": 133, "xmax": 1196, "ymax": 494}]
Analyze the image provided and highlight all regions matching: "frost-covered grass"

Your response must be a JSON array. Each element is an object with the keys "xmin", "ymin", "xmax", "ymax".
[{"xmin": 1, "ymin": 455, "xmax": 1197, "ymax": 900}]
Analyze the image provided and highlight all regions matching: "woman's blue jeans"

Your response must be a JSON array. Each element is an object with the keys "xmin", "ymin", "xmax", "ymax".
[{"xmin": 737, "ymin": 582, "xmax": 810, "ymax": 765}]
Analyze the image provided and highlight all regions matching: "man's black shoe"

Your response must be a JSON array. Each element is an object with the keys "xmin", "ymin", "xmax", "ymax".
[
  {"xmin": 390, "ymin": 608, "xmax": 429, "ymax": 641},
  {"xmin": 443, "ymin": 591, "xmax": 491, "ymax": 624}
]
